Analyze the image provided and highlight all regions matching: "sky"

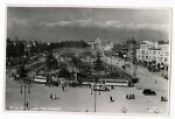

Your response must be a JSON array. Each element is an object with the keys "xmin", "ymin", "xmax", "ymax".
[{"xmin": 7, "ymin": 7, "xmax": 171, "ymax": 43}]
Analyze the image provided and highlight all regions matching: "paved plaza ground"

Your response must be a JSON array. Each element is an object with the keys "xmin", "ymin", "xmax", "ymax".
[{"xmin": 6, "ymin": 57, "xmax": 169, "ymax": 114}]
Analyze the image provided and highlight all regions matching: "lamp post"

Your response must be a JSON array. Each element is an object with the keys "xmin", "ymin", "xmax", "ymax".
[
  {"xmin": 93, "ymin": 51, "xmax": 105, "ymax": 112},
  {"xmin": 131, "ymin": 37, "xmax": 137, "ymax": 77},
  {"xmin": 20, "ymin": 78, "xmax": 31, "ymax": 110},
  {"xmin": 19, "ymin": 63, "xmax": 31, "ymax": 111},
  {"xmin": 115, "ymin": 53, "xmax": 120, "ymax": 77},
  {"xmin": 94, "ymin": 82, "xmax": 97, "ymax": 112},
  {"xmin": 111, "ymin": 52, "xmax": 113, "ymax": 73}
]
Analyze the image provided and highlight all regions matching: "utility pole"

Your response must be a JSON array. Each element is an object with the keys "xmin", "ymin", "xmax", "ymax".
[
  {"xmin": 111, "ymin": 52, "xmax": 113, "ymax": 73},
  {"xmin": 19, "ymin": 64, "xmax": 31, "ymax": 110},
  {"xmin": 23, "ymin": 80, "xmax": 27, "ymax": 110},
  {"xmin": 94, "ymin": 84, "xmax": 97, "ymax": 112},
  {"xmin": 93, "ymin": 51, "xmax": 105, "ymax": 112},
  {"xmin": 131, "ymin": 37, "xmax": 137, "ymax": 77},
  {"xmin": 20, "ymin": 78, "xmax": 31, "ymax": 110}
]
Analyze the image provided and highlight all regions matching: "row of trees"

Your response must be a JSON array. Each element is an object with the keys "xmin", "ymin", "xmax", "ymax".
[
  {"xmin": 49, "ymin": 40, "xmax": 89, "ymax": 50},
  {"xmin": 6, "ymin": 38, "xmax": 90, "ymax": 66},
  {"xmin": 7, "ymin": 38, "xmax": 25, "ymax": 58},
  {"xmin": 43, "ymin": 50, "xmax": 106, "ymax": 84}
]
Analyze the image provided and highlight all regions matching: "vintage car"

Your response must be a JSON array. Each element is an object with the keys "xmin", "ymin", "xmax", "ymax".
[{"xmin": 143, "ymin": 89, "xmax": 156, "ymax": 95}]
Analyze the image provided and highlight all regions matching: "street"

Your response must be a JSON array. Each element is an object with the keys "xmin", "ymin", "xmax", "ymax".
[{"xmin": 6, "ymin": 60, "xmax": 168, "ymax": 114}]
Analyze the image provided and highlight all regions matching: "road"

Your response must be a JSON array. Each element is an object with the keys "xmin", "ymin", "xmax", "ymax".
[
  {"xmin": 5, "ymin": 54, "xmax": 169, "ymax": 114},
  {"xmin": 103, "ymin": 56, "xmax": 168, "ymax": 94},
  {"xmin": 6, "ymin": 69, "xmax": 168, "ymax": 114}
]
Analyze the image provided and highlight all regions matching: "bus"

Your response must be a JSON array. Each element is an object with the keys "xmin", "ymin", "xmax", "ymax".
[{"xmin": 33, "ymin": 75, "xmax": 47, "ymax": 83}]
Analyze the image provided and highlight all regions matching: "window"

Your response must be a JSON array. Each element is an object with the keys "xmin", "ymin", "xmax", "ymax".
[
  {"xmin": 164, "ymin": 51, "xmax": 168, "ymax": 56},
  {"xmin": 157, "ymin": 51, "xmax": 160, "ymax": 55},
  {"xmin": 153, "ymin": 51, "xmax": 156, "ymax": 55},
  {"xmin": 149, "ymin": 50, "xmax": 152, "ymax": 54},
  {"xmin": 145, "ymin": 51, "xmax": 148, "ymax": 55},
  {"xmin": 142, "ymin": 50, "xmax": 145, "ymax": 54},
  {"xmin": 153, "ymin": 56, "xmax": 156, "ymax": 60}
]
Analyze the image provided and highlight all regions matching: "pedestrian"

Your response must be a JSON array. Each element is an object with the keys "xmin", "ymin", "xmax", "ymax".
[
  {"xmin": 110, "ymin": 96, "xmax": 113, "ymax": 102},
  {"xmin": 131, "ymin": 94, "xmax": 134, "ymax": 99},
  {"xmin": 50, "ymin": 93, "xmax": 53, "ymax": 99},
  {"xmin": 155, "ymin": 80, "xmax": 157, "ymax": 84},
  {"xmin": 26, "ymin": 102, "xmax": 29, "ymax": 109},
  {"xmin": 128, "ymin": 94, "xmax": 131, "ymax": 99},
  {"xmin": 133, "ymin": 94, "xmax": 135, "ymax": 99},
  {"xmin": 62, "ymin": 83, "xmax": 64, "ymax": 91},
  {"xmin": 99, "ymin": 91, "xmax": 101, "ymax": 95},
  {"xmin": 111, "ymin": 86, "xmax": 114, "ymax": 90},
  {"xmin": 126, "ymin": 94, "xmax": 128, "ymax": 99},
  {"xmin": 55, "ymin": 94, "xmax": 57, "ymax": 99},
  {"xmin": 90, "ymin": 89, "xmax": 93, "ymax": 95},
  {"xmin": 122, "ymin": 107, "xmax": 127, "ymax": 113}
]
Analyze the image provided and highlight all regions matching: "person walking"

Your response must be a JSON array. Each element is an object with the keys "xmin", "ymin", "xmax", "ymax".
[
  {"xmin": 155, "ymin": 80, "xmax": 157, "ymax": 84},
  {"xmin": 50, "ymin": 93, "xmax": 53, "ymax": 99},
  {"xmin": 26, "ymin": 101, "xmax": 29, "ymax": 110},
  {"xmin": 122, "ymin": 106, "xmax": 127, "ymax": 113},
  {"xmin": 62, "ymin": 83, "xmax": 64, "ymax": 91},
  {"xmin": 126, "ymin": 94, "xmax": 128, "ymax": 99},
  {"xmin": 110, "ymin": 96, "xmax": 114, "ymax": 102},
  {"xmin": 90, "ymin": 89, "xmax": 93, "ymax": 95},
  {"xmin": 55, "ymin": 94, "xmax": 57, "ymax": 99}
]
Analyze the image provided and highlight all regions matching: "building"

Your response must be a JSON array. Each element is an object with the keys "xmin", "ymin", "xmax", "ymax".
[
  {"xmin": 87, "ymin": 38, "xmax": 113, "ymax": 57},
  {"xmin": 113, "ymin": 38, "xmax": 139, "ymax": 61},
  {"xmin": 126, "ymin": 38, "xmax": 137, "ymax": 62},
  {"xmin": 136, "ymin": 41, "xmax": 169, "ymax": 65},
  {"xmin": 104, "ymin": 42, "xmax": 113, "ymax": 51},
  {"xmin": 87, "ymin": 38, "xmax": 104, "ymax": 52}
]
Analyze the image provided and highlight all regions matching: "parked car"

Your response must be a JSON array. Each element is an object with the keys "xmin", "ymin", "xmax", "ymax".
[
  {"xmin": 161, "ymin": 96, "xmax": 168, "ymax": 102},
  {"xmin": 143, "ymin": 89, "xmax": 156, "ymax": 95}
]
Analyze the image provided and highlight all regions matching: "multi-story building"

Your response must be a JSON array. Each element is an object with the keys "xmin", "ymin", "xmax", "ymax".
[
  {"xmin": 87, "ymin": 38, "xmax": 114, "ymax": 57},
  {"xmin": 136, "ymin": 41, "xmax": 169, "ymax": 65}
]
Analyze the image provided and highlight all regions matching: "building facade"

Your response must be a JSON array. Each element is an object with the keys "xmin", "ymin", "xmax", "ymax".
[
  {"xmin": 87, "ymin": 38, "xmax": 113, "ymax": 53},
  {"xmin": 136, "ymin": 41, "xmax": 169, "ymax": 65}
]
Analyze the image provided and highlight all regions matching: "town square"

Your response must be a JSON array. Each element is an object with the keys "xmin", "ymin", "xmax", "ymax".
[{"xmin": 6, "ymin": 7, "xmax": 170, "ymax": 114}]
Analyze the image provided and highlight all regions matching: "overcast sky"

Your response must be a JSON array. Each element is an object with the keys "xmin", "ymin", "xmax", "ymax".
[{"xmin": 7, "ymin": 7, "xmax": 171, "ymax": 43}]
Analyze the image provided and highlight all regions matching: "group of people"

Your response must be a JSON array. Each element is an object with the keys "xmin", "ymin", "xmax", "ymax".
[{"xmin": 126, "ymin": 94, "xmax": 135, "ymax": 100}]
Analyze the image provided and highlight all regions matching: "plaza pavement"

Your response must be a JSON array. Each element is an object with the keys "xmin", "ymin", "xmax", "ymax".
[{"xmin": 5, "ymin": 55, "xmax": 169, "ymax": 114}]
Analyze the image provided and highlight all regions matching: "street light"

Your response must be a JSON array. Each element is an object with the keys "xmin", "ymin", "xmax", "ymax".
[
  {"xmin": 93, "ymin": 51, "xmax": 105, "ymax": 112},
  {"xmin": 18, "ymin": 63, "xmax": 31, "ymax": 111},
  {"xmin": 20, "ymin": 78, "xmax": 31, "ymax": 110}
]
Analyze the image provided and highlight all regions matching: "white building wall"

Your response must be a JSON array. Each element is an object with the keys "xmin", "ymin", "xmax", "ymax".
[{"xmin": 136, "ymin": 42, "xmax": 169, "ymax": 65}]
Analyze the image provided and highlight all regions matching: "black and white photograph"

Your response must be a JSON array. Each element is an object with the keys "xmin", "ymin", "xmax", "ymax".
[{"xmin": 6, "ymin": 7, "xmax": 171, "ymax": 114}]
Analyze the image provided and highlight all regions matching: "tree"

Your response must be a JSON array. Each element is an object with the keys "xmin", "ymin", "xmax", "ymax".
[
  {"xmin": 79, "ymin": 63, "xmax": 92, "ymax": 79},
  {"xmin": 59, "ymin": 68, "xmax": 70, "ymax": 78},
  {"xmin": 58, "ymin": 62, "xmax": 67, "ymax": 69},
  {"xmin": 93, "ymin": 52, "xmax": 105, "ymax": 71},
  {"xmin": 18, "ymin": 65, "xmax": 28, "ymax": 78},
  {"xmin": 71, "ymin": 56, "xmax": 82, "ymax": 69},
  {"xmin": 45, "ymin": 51, "xmax": 58, "ymax": 70},
  {"xmin": 93, "ymin": 52, "xmax": 105, "ymax": 83}
]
